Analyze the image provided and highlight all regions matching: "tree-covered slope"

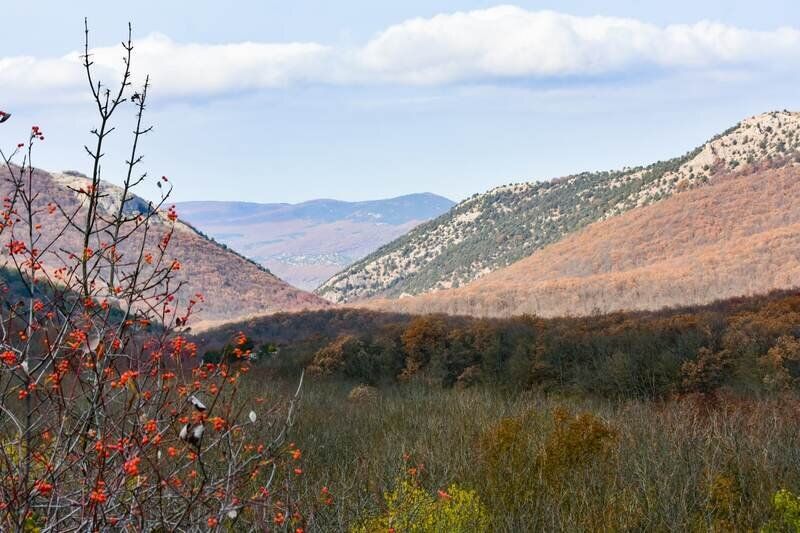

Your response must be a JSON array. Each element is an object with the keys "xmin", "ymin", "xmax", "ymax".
[
  {"xmin": 362, "ymin": 163, "xmax": 800, "ymax": 317},
  {"xmin": 0, "ymin": 167, "xmax": 331, "ymax": 328},
  {"xmin": 317, "ymin": 111, "xmax": 800, "ymax": 303}
]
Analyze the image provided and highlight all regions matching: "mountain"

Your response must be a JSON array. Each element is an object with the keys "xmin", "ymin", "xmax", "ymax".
[
  {"xmin": 318, "ymin": 111, "xmax": 800, "ymax": 303},
  {"xmin": 175, "ymin": 193, "xmax": 454, "ymax": 290},
  {"xmin": 0, "ymin": 167, "xmax": 330, "ymax": 329},
  {"xmin": 362, "ymin": 162, "xmax": 800, "ymax": 317}
]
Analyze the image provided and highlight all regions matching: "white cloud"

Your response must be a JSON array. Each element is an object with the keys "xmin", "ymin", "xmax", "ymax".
[
  {"xmin": 0, "ymin": 55, "xmax": 84, "ymax": 98},
  {"xmin": 355, "ymin": 7, "xmax": 800, "ymax": 83},
  {"xmin": 2, "ymin": 5, "xmax": 799, "ymax": 103},
  {"xmin": 0, "ymin": 36, "xmax": 331, "ymax": 102},
  {"xmin": 90, "ymin": 35, "xmax": 331, "ymax": 95}
]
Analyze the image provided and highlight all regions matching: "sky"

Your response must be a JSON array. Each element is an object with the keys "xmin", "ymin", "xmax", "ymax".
[{"xmin": 1, "ymin": 1, "xmax": 800, "ymax": 204}]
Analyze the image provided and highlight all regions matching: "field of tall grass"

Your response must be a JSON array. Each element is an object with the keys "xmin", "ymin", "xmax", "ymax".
[{"xmin": 245, "ymin": 376, "xmax": 800, "ymax": 531}]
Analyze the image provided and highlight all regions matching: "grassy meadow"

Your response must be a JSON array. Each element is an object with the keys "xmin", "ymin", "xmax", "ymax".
[{"xmin": 242, "ymin": 375, "xmax": 800, "ymax": 531}]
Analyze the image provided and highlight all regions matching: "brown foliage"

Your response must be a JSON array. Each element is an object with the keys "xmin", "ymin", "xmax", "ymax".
[
  {"xmin": 539, "ymin": 408, "xmax": 618, "ymax": 486},
  {"xmin": 308, "ymin": 334, "xmax": 363, "ymax": 376},
  {"xmin": 347, "ymin": 384, "xmax": 379, "ymax": 403},
  {"xmin": 399, "ymin": 316, "xmax": 447, "ymax": 379},
  {"xmin": 759, "ymin": 335, "xmax": 800, "ymax": 390},
  {"xmin": 202, "ymin": 289, "xmax": 800, "ymax": 398},
  {"xmin": 681, "ymin": 347, "xmax": 734, "ymax": 394}
]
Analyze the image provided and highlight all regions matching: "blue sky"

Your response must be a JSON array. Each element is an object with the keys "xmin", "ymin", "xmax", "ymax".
[{"xmin": 2, "ymin": 1, "xmax": 799, "ymax": 203}]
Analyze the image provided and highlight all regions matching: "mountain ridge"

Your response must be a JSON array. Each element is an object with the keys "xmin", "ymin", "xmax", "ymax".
[
  {"xmin": 317, "ymin": 110, "xmax": 800, "ymax": 303},
  {"xmin": 359, "ymin": 160, "xmax": 800, "ymax": 317},
  {"xmin": 0, "ymin": 167, "xmax": 330, "ymax": 329},
  {"xmin": 177, "ymin": 192, "xmax": 453, "ymax": 224}
]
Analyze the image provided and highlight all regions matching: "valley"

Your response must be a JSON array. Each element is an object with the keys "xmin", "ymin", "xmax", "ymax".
[
  {"xmin": 6, "ymin": 6, "xmax": 800, "ymax": 531},
  {"xmin": 176, "ymin": 193, "xmax": 454, "ymax": 291}
]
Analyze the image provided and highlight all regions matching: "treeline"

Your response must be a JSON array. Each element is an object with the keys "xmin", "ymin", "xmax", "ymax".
[{"xmin": 197, "ymin": 289, "xmax": 800, "ymax": 399}]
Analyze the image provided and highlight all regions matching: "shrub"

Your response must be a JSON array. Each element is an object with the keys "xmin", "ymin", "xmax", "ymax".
[
  {"xmin": 0, "ymin": 25, "xmax": 306, "ymax": 530},
  {"xmin": 309, "ymin": 334, "xmax": 389, "ymax": 384},
  {"xmin": 348, "ymin": 384, "xmax": 379, "ymax": 403},
  {"xmin": 704, "ymin": 472, "xmax": 740, "ymax": 531},
  {"xmin": 309, "ymin": 335, "xmax": 364, "ymax": 376},
  {"xmin": 762, "ymin": 489, "xmax": 800, "ymax": 532},
  {"xmin": 353, "ymin": 478, "xmax": 490, "ymax": 532},
  {"xmin": 478, "ymin": 415, "xmax": 533, "ymax": 500},
  {"xmin": 538, "ymin": 408, "xmax": 618, "ymax": 486},
  {"xmin": 681, "ymin": 347, "xmax": 734, "ymax": 394},
  {"xmin": 760, "ymin": 335, "xmax": 800, "ymax": 390}
]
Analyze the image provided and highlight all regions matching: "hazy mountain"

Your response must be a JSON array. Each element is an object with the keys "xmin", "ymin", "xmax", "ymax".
[
  {"xmin": 0, "ymin": 167, "xmax": 330, "ymax": 329},
  {"xmin": 175, "ymin": 193, "xmax": 454, "ymax": 290},
  {"xmin": 318, "ymin": 111, "xmax": 800, "ymax": 303}
]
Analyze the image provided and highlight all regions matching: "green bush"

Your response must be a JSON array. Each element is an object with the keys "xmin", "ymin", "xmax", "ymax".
[
  {"xmin": 352, "ymin": 478, "xmax": 490, "ymax": 533},
  {"xmin": 762, "ymin": 489, "xmax": 800, "ymax": 532}
]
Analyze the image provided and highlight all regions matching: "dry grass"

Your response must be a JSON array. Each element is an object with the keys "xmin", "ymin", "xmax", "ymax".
[{"xmin": 245, "ymin": 377, "xmax": 800, "ymax": 531}]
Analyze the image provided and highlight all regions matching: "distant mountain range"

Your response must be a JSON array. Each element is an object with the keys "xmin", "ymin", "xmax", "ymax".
[
  {"xmin": 175, "ymin": 193, "xmax": 454, "ymax": 290},
  {"xmin": 318, "ymin": 111, "xmax": 800, "ymax": 308}
]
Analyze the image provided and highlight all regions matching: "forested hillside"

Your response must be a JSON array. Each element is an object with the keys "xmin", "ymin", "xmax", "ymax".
[
  {"xmin": 318, "ymin": 111, "xmax": 800, "ymax": 303},
  {"xmin": 363, "ymin": 160, "xmax": 800, "ymax": 317},
  {"xmin": 0, "ymin": 167, "xmax": 330, "ymax": 327}
]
